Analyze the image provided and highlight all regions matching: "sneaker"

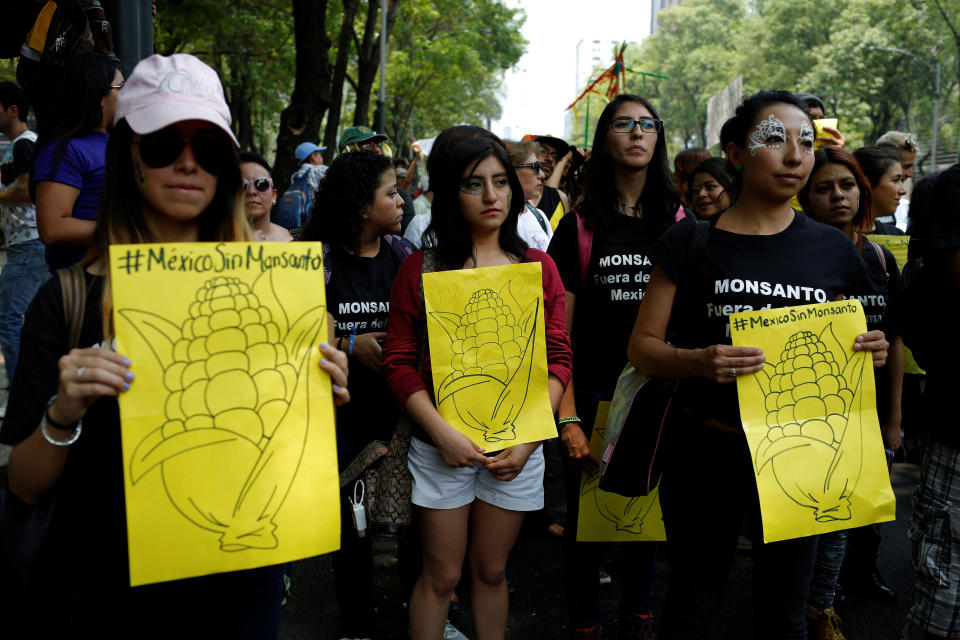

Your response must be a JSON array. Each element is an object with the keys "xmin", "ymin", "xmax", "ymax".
[
  {"xmin": 444, "ymin": 620, "xmax": 469, "ymax": 640},
  {"xmin": 572, "ymin": 625, "xmax": 603, "ymax": 640},
  {"xmin": 598, "ymin": 568, "xmax": 612, "ymax": 586},
  {"xmin": 806, "ymin": 606, "xmax": 846, "ymax": 640},
  {"xmin": 624, "ymin": 612, "xmax": 656, "ymax": 640}
]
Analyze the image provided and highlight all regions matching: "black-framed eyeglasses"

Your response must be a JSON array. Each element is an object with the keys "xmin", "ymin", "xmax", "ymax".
[
  {"xmin": 514, "ymin": 161, "xmax": 544, "ymax": 173},
  {"xmin": 539, "ymin": 146, "xmax": 561, "ymax": 161},
  {"xmin": 133, "ymin": 127, "xmax": 231, "ymax": 175},
  {"xmin": 610, "ymin": 118, "xmax": 663, "ymax": 134},
  {"xmin": 242, "ymin": 177, "xmax": 273, "ymax": 193}
]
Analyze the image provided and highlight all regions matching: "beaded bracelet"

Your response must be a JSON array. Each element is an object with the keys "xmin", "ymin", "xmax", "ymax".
[
  {"xmin": 40, "ymin": 395, "xmax": 82, "ymax": 447},
  {"xmin": 558, "ymin": 416, "xmax": 582, "ymax": 425}
]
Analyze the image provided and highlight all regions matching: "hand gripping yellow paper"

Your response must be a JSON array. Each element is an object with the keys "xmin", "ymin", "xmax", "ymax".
[
  {"xmin": 423, "ymin": 262, "xmax": 557, "ymax": 447},
  {"xmin": 730, "ymin": 300, "xmax": 896, "ymax": 543},
  {"xmin": 110, "ymin": 242, "xmax": 339, "ymax": 586},
  {"xmin": 577, "ymin": 401, "xmax": 665, "ymax": 542}
]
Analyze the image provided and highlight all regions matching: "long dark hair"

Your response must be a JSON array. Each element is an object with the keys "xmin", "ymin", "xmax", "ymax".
[
  {"xmin": 687, "ymin": 157, "xmax": 738, "ymax": 201},
  {"xmin": 579, "ymin": 94, "xmax": 678, "ymax": 235},
  {"xmin": 427, "ymin": 136, "xmax": 527, "ymax": 271},
  {"xmin": 852, "ymin": 146, "xmax": 901, "ymax": 187},
  {"xmin": 719, "ymin": 90, "xmax": 815, "ymax": 194},
  {"xmin": 798, "ymin": 147, "xmax": 874, "ymax": 250},
  {"xmin": 301, "ymin": 150, "xmax": 393, "ymax": 254}
]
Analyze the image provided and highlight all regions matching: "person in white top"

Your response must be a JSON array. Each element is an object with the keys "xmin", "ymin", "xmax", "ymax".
[
  {"xmin": 876, "ymin": 131, "xmax": 918, "ymax": 231},
  {"xmin": 505, "ymin": 140, "xmax": 553, "ymax": 251}
]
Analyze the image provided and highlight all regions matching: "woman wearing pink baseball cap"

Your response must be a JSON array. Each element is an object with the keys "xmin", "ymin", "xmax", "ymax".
[{"xmin": 2, "ymin": 54, "xmax": 349, "ymax": 637}]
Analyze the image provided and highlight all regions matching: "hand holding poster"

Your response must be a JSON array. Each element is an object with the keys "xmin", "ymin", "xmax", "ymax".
[
  {"xmin": 577, "ymin": 401, "xmax": 665, "ymax": 542},
  {"xmin": 730, "ymin": 300, "xmax": 895, "ymax": 543},
  {"xmin": 423, "ymin": 262, "xmax": 557, "ymax": 448},
  {"xmin": 111, "ymin": 242, "xmax": 340, "ymax": 586}
]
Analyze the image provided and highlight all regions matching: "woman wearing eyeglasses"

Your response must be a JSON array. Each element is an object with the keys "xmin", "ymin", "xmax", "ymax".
[
  {"xmin": 383, "ymin": 135, "xmax": 572, "ymax": 640},
  {"xmin": 0, "ymin": 54, "xmax": 350, "ymax": 637},
  {"xmin": 546, "ymin": 94, "xmax": 679, "ymax": 639},
  {"xmin": 238, "ymin": 151, "xmax": 292, "ymax": 242},
  {"xmin": 505, "ymin": 140, "xmax": 553, "ymax": 251}
]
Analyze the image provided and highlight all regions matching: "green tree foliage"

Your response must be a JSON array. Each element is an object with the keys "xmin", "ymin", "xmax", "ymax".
[
  {"xmin": 382, "ymin": 0, "xmax": 526, "ymax": 152},
  {"xmin": 610, "ymin": 0, "xmax": 957, "ymax": 168}
]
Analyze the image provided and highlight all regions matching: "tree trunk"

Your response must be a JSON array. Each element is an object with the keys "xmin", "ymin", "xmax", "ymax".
[
  {"xmin": 323, "ymin": 0, "xmax": 360, "ymax": 151},
  {"xmin": 353, "ymin": 0, "xmax": 399, "ymax": 128},
  {"xmin": 274, "ymin": 0, "xmax": 333, "ymax": 196},
  {"xmin": 231, "ymin": 59, "xmax": 255, "ymax": 152}
]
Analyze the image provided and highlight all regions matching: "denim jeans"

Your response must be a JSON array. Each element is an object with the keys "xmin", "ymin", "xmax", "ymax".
[{"xmin": 0, "ymin": 239, "xmax": 49, "ymax": 385}]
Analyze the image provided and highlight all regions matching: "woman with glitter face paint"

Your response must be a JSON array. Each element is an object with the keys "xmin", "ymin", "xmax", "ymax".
[{"xmin": 627, "ymin": 91, "xmax": 890, "ymax": 639}]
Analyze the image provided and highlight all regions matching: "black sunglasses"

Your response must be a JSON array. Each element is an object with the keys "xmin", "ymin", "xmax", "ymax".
[
  {"xmin": 134, "ymin": 127, "xmax": 231, "ymax": 174},
  {"xmin": 242, "ymin": 177, "xmax": 273, "ymax": 193},
  {"xmin": 514, "ymin": 161, "xmax": 544, "ymax": 173}
]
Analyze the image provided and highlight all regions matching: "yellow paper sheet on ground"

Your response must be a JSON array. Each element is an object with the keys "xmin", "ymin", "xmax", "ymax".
[
  {"xmin": 423, "ymin": 262, "xmax": 556, "ymax": 447},
  {"xmin": 730, "ymin": 300, "xmax": 896, "ymax": 543},
  {"xmin": 870, "ymin": 234, "xmax": 924, "ymax": 374},
  {"xmin": 111, "ymin": 242, "xmax": 339, "ymax": 586},
  {"xmin": 577, "ymin": 401, "xmax": 665, "ymax": 542}
]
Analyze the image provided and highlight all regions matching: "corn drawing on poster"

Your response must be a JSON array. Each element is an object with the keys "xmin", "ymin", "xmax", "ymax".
[
  {"xmin": 577, "ymin": 401, "xmax": 665, "ymax": 542},
  {"xmin": 423, "ymin": 262, "xmax": 557, "ymax": 447},
  {"xmin": 110, "ymin": 242, "xmax": 339, "ymax": 586},
  {"xmin": 730, "ymin": 300, "xmax": 895, "ymax": 543}
]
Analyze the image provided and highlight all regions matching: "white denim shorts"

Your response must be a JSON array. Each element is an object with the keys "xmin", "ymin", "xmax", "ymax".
[{"xmin": 407, "ymin": 436, "xmax": 544, "ymax": 512}]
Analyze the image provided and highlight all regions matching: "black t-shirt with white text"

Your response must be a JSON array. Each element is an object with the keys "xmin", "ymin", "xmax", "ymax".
[
  {"xmin": 651, "ymin": 212, "xmax": 871, "ymax": 428},
  {"xmin": 326, "ymin": 238, "xmax": 403, "ymax": 466},
  {"xmin": 548, "ymin": 211, "xmax": 661, "ymax": 395}
]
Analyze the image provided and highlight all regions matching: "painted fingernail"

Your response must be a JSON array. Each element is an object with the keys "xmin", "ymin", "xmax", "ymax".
[
  {"xmin": 122, "ymin": 382, "xmax": 130, "ymax": 391},
  {"xmin": 321, "ymin": 342, "xmax": 330, "ymax": 350},
  {"xmin": 125, "ymin": 371, "xmax": 135, "ymax": 381},
  {"xmin": 320, "ymin": 358, "xmax": 329, "ymax": 366},
  {"xmin": 122, "ymin": 357, "xmax": 132, "ymax": 366},
  {"xmin": 333, "ymin": 384, "xmax": 342, "ymax": 391}
]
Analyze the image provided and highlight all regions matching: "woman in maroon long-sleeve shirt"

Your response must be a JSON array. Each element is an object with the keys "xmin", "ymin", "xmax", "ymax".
[{"xmin": 383, "ymin": 136, "xmax": 571, "ymax": 640}]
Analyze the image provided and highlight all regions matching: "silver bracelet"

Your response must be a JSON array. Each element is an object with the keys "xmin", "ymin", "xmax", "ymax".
[{"xmin": 40, "ymin": 395, "xmax": 82, "ymax": 446}]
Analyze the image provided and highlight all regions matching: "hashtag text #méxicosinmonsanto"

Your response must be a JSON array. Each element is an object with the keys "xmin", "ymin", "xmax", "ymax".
[{"xmin": 130, "ymin": 244, "xmax": 325, "ymax": 274}]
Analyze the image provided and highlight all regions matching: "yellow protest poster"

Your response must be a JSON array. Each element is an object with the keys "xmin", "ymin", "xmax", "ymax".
[
  {"xmin": 869, "ymin": 234, "xmax": 923, "ymax": 374},
  {"xmin": 423, "ymin": 262, "xmax": 557, "ymax": 448},
  {"xmin": 730, "ymin": 300, "xmax": 896, "ymax": 543},
  {"xmin": 577, "ymin": 401, "xmax": 665, "ymax": 542},
  {"xmin": 110, "ymin": 242, "xmax": 339, "ymax": 586}
]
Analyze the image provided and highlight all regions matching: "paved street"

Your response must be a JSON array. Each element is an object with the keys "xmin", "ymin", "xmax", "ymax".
[{"xmin": 278, "ymin": 441, "xmax": 921, "ymax": 640}]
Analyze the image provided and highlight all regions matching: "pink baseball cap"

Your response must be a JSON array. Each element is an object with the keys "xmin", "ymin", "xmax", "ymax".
[{"xmin": 114, "ymin": 53, "xmax": 238, "ymax": 146}]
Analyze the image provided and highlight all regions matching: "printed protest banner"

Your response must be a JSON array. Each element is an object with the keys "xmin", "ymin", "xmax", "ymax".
[
  {"xmin": 870, "ymin": 234, "xmax": 923, "ymax": 374},
  {"xmin": 423, "ymin": 262, "xmax": 556, "ymax": 448},
  {"xmin": 111, "ymin": 242, "xmax": 339, "ymax": 586},
  {"xmin": 577, "ymin": 401, "xmax": 665, "ymax": 542},
  {"xmin": 730, "ymin": 300, "xmax": 896, "ymax": 543}
]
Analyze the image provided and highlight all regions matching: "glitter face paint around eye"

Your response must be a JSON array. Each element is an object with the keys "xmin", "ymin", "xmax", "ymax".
[
  {"xmin": 748, "ymin": 114, "xmax": 786, "ymax": 156},
  {"xmin": 799, "ymin": 120, "xmax": 815, "ymax": 153}
]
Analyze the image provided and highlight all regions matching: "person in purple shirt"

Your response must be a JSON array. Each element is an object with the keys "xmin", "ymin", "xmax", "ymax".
[{"xmin": 32, "ymin": 53, "xmax": 122, "ymax": 271}]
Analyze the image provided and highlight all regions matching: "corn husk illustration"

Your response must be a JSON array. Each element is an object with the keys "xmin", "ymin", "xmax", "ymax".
[
  {"xmin": 580, "ymin": 475, "xmax": 659, "ymax": 534},
  {"xmin": 751, "ymin": 323, "xmax": 867, "ymax": 522},
  {"xmin": 121, "ymin": 273, "xmax": 325, "ymax": 551},
  {"xmin": 430, "ymin": 281, "xmax": 538, "ymax": 442}
]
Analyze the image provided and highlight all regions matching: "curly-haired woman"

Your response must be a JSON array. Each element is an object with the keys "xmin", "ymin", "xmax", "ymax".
[{"xmin": 301, "ymin": 149, "xmax": 411, "ymax": 639}]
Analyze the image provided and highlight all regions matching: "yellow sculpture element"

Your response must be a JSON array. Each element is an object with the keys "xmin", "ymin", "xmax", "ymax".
[
  {"xmin": 577, "ymin": 402, "xmax": 665, "ymax": 542},
  {"xmin": 111, "ymin": 242, "xmax": 339, "ymax": 586},
  {"xmin": 423, "ymin": 263, "xmax": 557, "ymax": 448},
  {"xmin": 731, "ymin": 300, "xmax": 896, "ymax": 543}
]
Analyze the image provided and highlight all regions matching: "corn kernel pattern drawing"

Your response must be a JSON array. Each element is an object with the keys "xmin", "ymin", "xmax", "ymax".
[
  {"xmin": 751, "ymin": 323, "xmax": 867, "ymax": 523},
  {"xmin": 120, "ymin": 274, "xmax": 326, "ymax": 552},
  {"xmin": 429, "ymin": 281, "xmax": 538, "ymax": 444}
]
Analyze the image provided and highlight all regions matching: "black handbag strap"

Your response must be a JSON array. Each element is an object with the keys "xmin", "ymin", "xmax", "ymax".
[{"xmin": 57, "ymin": 265, "xmax": 87, "ymax": 350}]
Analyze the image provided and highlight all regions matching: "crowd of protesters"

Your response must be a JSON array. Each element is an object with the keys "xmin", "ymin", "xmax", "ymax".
[{"xmin": 0, "ymin": 17, "xmax": 957, "ymax": 640}]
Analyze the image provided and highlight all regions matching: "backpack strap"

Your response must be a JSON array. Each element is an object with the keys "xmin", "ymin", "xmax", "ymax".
[
  {"xmin": 57, "ymin": 265, "xmax": 86, "ymax": 350},
  {"xmin": 575, "ymin": 209, "xmax": 593, "ymax": 290},
  {"xmin": 525, "ymin": 203, "xmax": 550, "ymax": 235},
  {"xmin": 867, "ymin": 240, "xmax": 889, "ymax": 283},
  {"xmin": 383, "ymin": 234, "xmax": 414, "ymax": 262}
]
